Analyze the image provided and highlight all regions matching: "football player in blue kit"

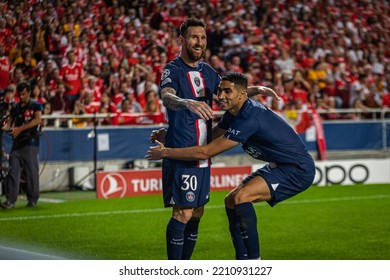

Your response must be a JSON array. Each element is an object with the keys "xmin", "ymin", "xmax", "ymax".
[
  {"xmin": 156, "ymin": 18, "xmax": 278, "ymax": 260},
  {"xmin": 147, "ymin": 72, "xmax": 315, "ymax": 260}
]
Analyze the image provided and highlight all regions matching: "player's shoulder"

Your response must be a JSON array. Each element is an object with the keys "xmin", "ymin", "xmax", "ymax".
[
  {"xmin": 165, "ymin": 57, "xmax": 182, "ymax": 70},
  {"xmin": 162, "ymin": 58, "xmax": 182, "ymax": 77},
  {"xmin": 241, "ymin": 99, "xmax": 267, "ymax": 118},
  {"xmin": 198, "ymin": 60, "xmax": 212, "ymax": 69}
]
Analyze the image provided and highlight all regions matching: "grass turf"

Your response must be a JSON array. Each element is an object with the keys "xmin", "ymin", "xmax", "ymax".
[{"xmin": 0, "ymin": 183, "xmax": 389, "ymax": 260}]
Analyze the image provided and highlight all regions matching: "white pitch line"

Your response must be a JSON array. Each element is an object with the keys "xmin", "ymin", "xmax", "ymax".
[
  {"xmin": 0, "ymin": 194, "xmax": 389, "ymax": 222},
  {"xmin": 37, "ymin": 197, "xmax": 66, "ymax": 203},
  {"xmin": 0, "ymin": 245, "xmax": 66, "ymax": 260}
]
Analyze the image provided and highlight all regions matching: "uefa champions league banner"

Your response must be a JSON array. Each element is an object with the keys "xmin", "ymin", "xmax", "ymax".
[{"xmin": 96, "ymin": 166, "xmax": 252, "ymax": 199}]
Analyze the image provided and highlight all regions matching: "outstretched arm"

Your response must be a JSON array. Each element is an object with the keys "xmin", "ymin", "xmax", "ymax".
[
  {"xmin": 247, "ymin": 85, "xmax": 279, "ymax": 100},
  {"xmin": 212, "ymin": 124, "xmax": 226, "ymax": 140},
  {"xmin": 161, "ymin": 87, "xmax": 214, "ymax": 120},
  {"xmin": 146, "ymin": 135, "xmax": 239, "ymax": 161}
]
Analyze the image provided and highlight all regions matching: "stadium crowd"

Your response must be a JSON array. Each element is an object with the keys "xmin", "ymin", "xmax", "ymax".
[{"xmin": 0, "ymin": 0, "xmax": 389, "ymax": 131}]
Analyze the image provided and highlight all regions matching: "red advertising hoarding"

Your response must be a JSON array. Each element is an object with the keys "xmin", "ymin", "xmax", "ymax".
[{"xmin": 96, "ymin": 166, "xmax": 252, "ymax": 199}]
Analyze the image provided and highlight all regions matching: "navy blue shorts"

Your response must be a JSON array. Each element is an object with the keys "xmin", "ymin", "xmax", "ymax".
[
  {"xmin": 243, "ymin": 163, "xmax": 315, "ymax": 207},
  {"xmin": 162, "ymin": 166, "xmax": 211, "ymax": 208}
]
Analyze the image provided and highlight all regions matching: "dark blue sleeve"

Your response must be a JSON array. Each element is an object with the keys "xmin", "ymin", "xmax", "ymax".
[
  {"xmin": 160, "ymin": 63, "xmax": 180, "ymax": 92},
  {"xmin": 34, "ymin": 102, "xmax": 43, "ymax": 113}
]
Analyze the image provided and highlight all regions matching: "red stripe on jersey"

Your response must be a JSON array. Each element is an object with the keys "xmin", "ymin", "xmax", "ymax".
[{"xmin": 187, "ymin": 72, "xmax": 197, "ymax": 98}]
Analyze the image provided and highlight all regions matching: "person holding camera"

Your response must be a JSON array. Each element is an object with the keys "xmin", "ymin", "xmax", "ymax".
[
  {"xmin": 0, "ymin": 85, "xmax": 15, "ymax": 197},
  {"xmin": 1, "ymin": 82, "xmax": 43, "ymax": 209}
]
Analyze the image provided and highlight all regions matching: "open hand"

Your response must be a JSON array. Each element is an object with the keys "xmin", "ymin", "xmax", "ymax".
[
  {"xmin": 145, "ymin": 140, "xmax": 166, "ymax": 160},
  {"xmin": 186, "ymin": 100, "xmax": 214, "ymax": 120}
]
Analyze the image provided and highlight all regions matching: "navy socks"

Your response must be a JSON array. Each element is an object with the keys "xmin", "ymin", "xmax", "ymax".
[
  {"xmin": 226, "ymin": 207, "xmax": 248, "ymax": 259},
  {"xmin": 181, "ymin": 218, "xmax": 200, "ymax": 260},
  {"xmin": 167, "ymin": 203, "xmax": 259, "ymax": 260},
  {"xmin": 166, "ymin": 218, "xmax": 186, "ymax": 260},
  {"xmin": 166, "ymin": 217, "xmax": 200, "ymax": 260},
  {"xmin": 235, "ymin": 202, "xmax": 260, "ymax": 259}
]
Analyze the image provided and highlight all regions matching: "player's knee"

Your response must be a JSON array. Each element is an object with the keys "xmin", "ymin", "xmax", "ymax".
[
  {"xmin": 172, "ymin": 208, "xmax": 194, "ymax": 223},
  {"xmin": 233, "ymin": 188, "xmax": 270, "ymax": 205},
  {"xmin": 233, "ymin": 189, "xmax": 251, "ymax": 205},
  {"xmin": 192, "ymin": 207, "xmax": 204, "ymax": 219}
]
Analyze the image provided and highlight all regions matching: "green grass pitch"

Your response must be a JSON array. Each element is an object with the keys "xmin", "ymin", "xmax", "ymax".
[{"xmin": 1, "ymin": 183, "xmax": 389, "ymax": 260}]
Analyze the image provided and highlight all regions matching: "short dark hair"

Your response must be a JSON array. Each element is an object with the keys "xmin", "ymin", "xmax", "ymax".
[
  {"xmin": 16, "ymin": 81, "xmax": 31, "ymax": 93},
  {"xmin": 180, "ymin": 17, "xmax": 206, "ymax": 37},
  {"xmin": 221, "ymin": 72, "xmax": 248, "ymax": 90}
]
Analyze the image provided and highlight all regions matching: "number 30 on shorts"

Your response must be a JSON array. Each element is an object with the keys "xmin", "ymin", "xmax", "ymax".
[{"xmin": 181, "ymin": 174, "xmax": 198, "ymax": 191}]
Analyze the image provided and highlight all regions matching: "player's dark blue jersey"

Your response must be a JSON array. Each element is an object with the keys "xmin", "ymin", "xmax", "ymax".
[
  {"xmin": 218, "ymin": 99, "xmax": 314, "ymax": 171},
  {"xmin": 160, "ymin": 57, "xmax": 221, "ymax": 168}
]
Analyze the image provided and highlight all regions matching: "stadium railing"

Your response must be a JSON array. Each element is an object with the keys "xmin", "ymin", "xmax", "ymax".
[{"xmin": 41, "ymin": 108, "xmax": 390, "ymax": 125}]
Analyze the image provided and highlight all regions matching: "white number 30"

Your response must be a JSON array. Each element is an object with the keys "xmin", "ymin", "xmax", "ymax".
[{"xmin": 181, "ymin": 174, "xmax": 198, "ymax": 191}]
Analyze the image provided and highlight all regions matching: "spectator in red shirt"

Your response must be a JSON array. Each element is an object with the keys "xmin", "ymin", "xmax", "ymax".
[
  {"xmin": 291, "ymin": 70, "xmax": 311, "ymax": 104},
  {"xmin": 84, "ymin": 75, "xmax": 102, "ymax": 102},
  {"xmin": 0, "ymin": 17, "xmax": 12, "ymax": 45},
  {"xmin": 50, "ymin": 82, "xmax": 70, "ymax": 114},
  {"xmin": 294, "ymin": 98, "xmax": 312, "ymax": 133},
  {"xmin": 382, "ymin": 90, "xmax": 390, "ymax": 109},
  {"xmin": 112, "ymin": 96, "xmax": 143, "ymax": 125},
  {"xmin": 152, "ymin": 51, "xmax": 168, "ymax": 85},
  {"xmin": 99, "ymin": 91, "xmax": 117, "ymax": 125},
  {"xmin": 0, "ymin": 44, "xmax": 11, "ymax": 93},
  {"xmin": 60, "ymin": 49, "xmax": 84, "ymax": 110},
  {"xmin": 82, "ymin": 90, "xmax": 101, "ymax": 114},
  {"xmin": 100, "ymin": 91, "xmax": 117, "ymax": 114}
]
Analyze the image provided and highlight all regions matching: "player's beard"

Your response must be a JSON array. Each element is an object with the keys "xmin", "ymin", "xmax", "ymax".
[{"xmin": 185, "ymin": 45, "xmax": 205, "ymax": 62}]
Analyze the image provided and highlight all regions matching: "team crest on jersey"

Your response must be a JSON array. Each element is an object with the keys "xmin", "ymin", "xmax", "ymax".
[
  {"xmin": 186, "ymin": 191, "xmax": 195, "ymax": 202},
  {"xmin": 162, "ymin": 69, "xmax": 170, "ymax": 80},
  {"xmin": 161, "ymin": 69, "xmax": 172, "ymax": 86},
  {"xmin": 194, "ymin": 77, "xmax": 200, "ymax": 87}
]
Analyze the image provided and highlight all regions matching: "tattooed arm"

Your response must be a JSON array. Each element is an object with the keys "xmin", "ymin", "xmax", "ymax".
[{"xmin": 161, "ymin": 87, "xmax": 214, "ymax": 120}]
